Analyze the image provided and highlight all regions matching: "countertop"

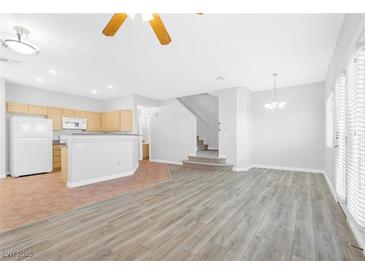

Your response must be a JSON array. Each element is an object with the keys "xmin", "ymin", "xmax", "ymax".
[{"xmin": 70, "ymin": 133, "xmax": 141, "ymax": 136}]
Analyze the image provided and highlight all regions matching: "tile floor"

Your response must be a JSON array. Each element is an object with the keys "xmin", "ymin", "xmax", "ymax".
[{"xmin": 0, "ymin": 160, "xmax": 170, "ymax": 232}]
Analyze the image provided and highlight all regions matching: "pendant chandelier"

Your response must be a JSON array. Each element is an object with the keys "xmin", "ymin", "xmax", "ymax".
[{"xmin": 264, "ymin": 73, "xmax": 287, "ymax": 109}]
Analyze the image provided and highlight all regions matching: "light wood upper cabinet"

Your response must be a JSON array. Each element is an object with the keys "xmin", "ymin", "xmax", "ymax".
[
  {"xmin": 101, "ymin": 112, "xmax": 111, "ymax": 131},
  {"xmin": 47, "ymin": 107, "xmax": 62, "ymax": 130},
  {"xmin": 110, "ymin": 110, "xmax": 120, "ymax": 131},
  {"xmin": 7, "ymin": 102, "xmax": 29, "ymax": 113},
  {"xmin": 6, "ymin": 101, "xmax": 133, "ymax": 133},
  {"xmin": 120, "ymin": 110, "xmax": 133, "ymax": 132},
  {"xmin": 101, "ymin": 110, "xmax": 133, "ymax": 132},
  {"xmin": 62, "ymin": 108, "xmax": 75, "ymax": 117},
  {"xmin": 28, "ymin": 105, "xmax": 47, "ymax": 115},
  {"xmin": 74, "ymin": 110, "xmax": 86, "ymax": 118},
  {"xmin": 86, "ymin": 111, "xmax": 101, "ymax": 131}
]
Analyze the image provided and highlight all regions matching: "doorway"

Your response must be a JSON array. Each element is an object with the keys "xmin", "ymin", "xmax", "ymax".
[{"xmin": 137, "ymin": 106, "xmax": 152, "ymax": 161}]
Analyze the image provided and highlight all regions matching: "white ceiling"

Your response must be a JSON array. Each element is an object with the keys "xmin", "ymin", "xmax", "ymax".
[{"xmin": 0, "ymin": 14, "xmax": 344, "ymax": 100}]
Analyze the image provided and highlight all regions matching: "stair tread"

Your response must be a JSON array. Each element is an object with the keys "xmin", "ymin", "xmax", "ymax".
[
  {"xmin": 183, "ymin": 160, "xmax": 233, "ymax": 167},
  {"xmin": 188, "ymin": 155, "xmax": 225, "ymax": 160}
]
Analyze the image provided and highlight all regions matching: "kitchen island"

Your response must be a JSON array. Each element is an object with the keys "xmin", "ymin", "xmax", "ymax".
[{"xmin": 60, "ymin": 134, "xmax": 140, "ymax": 188}]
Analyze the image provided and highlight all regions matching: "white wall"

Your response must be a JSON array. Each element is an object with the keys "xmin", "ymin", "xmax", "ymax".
[
  {"xmin": 323, "ymin": 14, "xmax": 365, "ymax": 252},
  {"xmin": 252, "ymin": 82, "xmax": 324, "ymax": 171},
  {"xmin": 150, "ymin": 99, "xmax": 196, "ymax": 164},
  {"xmin": 0, "ymin": 78, "xmax": 6, "ymax": 178},
  {"xmin": 218, "ymin": 87, "xmax": 253, "ymax": 169},
  {"xmin": 218, "ymin": 88, "xmax": 238, "ymax": 165},
  {"xmin": 236, "ymin": 87, "xmax": 253, "ymax": 170},
  {"xmin": 6, "ymin": 82, "xmax": 103, "ymax": 111},
  {"xmin": 179, "ymin": 94, "xmax": 219, "ymax": 149},
  {"xmin": 134, "ymin": 94, "xmax": 160, "ymax": 108}
]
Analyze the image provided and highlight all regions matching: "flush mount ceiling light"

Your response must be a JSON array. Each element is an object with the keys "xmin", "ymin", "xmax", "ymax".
[
  {"xmin": 264, "ymin": 73, "xmax": 287, "ymax": 110},
  {"xmin": 2, "ymin": 26, "xmax": 39, "ymax": 55},
  {"xmin": 107, "ymin": 84, "xmax": 113, "ymax": 89},
  {"xmin": 127, "ymin": 13, "xmax": 154, "ymax": 22},
  {"xmin": 91, "ymin": 89, "xmax": 97, "ymax": 94}
]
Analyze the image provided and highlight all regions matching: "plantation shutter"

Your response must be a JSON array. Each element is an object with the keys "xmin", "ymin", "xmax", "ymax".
[
  {"xmin": 345, "ymin": 45, "xmax": 365, "ymax": 227},
  {"xmin": 335, "ymin": 74, "xmax": 347, "ymax": 201}
]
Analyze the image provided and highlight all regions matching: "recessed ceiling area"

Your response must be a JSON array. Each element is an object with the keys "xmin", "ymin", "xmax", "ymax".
[{"xmin": 0, "ymin": 14, "xmax": 344, "ymax": 100}]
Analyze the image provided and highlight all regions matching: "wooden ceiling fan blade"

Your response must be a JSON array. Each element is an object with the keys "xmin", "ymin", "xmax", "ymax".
[
  {"xmin": 102, "ymin": 13, "xmax": 128, "ymax": 36},
  {"xmin": 149, "ymin": 13, "xmax": 172, "ymax": 45}
]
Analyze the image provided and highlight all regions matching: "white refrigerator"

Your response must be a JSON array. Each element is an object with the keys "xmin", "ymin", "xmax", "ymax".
[{"xmin": 10, "ymin": 117, "xmax": 53, "ymax": 177}]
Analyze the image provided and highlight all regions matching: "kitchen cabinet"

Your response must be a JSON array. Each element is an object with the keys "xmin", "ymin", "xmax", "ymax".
[
  {"xmin": 53, "ymin": 144, "xmax": 61, "ymax": 171},
  {"xmin": 74, "ymin": 110, "xmax": 86, "ymax": 118},
  {"xmin": 86, "ymin": 111, "xmax": 101, "ymax": 131},
  {"xmin": 101, "ymin": 112, "xmax": 111, "ymax": 131},
  {"xmin": 101, "ymin": 110, "xmax": 133, "ymax": 132},
  {"xmin": 120, "ymin": 110, "xmax": 133, "ymax": 131},
  {"xmin": 61, "ymin": 145, "xmax": 68, "ymax": 183},
  {"xmin": 28, "ymin": 105, "xmax": 47, "ymax": 115},
  {"xmin": 6, "ymin": 102, "xmax": 29, "ymax": 113},
  {"xmin": 143, "ymin": 144, "xmax": 149, "ymax": 160},
  {"xmin": 47, "ymin": 107, "xmax": 62, "ymax": 130},
  {"xmin": 62, "ymin": 108, "xmax": 75, "ymax": 117},
  {"xmin": 6, "ymin": 101, "xmax": 133, "ymax": 133},
  {"xmin": 110, "ymin": 110, "xmax": 120, "ymax": 131}
]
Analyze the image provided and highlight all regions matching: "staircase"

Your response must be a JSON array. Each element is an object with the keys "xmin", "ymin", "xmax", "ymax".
[
  {"xmin": 182, "ymin": 136, "xmax": 233, "ymax": 171},
  {"xmin": 196, "ymin": 135, "xmax": 209, "ymax": 151}
]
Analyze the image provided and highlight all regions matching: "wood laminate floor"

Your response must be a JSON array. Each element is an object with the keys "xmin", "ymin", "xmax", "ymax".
[{"xmin": 0, "ymin": 167, "xmax": 363, "ymax": 261}]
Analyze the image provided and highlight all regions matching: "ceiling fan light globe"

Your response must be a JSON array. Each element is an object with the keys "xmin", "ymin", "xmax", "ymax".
[
  {"xmin": 142, "ymin": 13, "xmax": 154, "ymax": 22},
  {"xmin": 278, "ymin": 101, "xmax": 287, "ymax": 108},
  {"xmin": 127, "ymin": 13, "xmax": 136, "ymax": 20},
  {"xmin": 4, "ymin": 40, "xmax": 38, "ymax": 55}
]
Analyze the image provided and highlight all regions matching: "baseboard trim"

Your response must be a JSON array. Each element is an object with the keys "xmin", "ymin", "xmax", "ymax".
[
  {"xmin": 252, "ymin": 164, "xmax": 324, "ymax": 174},
  {"xmin": 233, "ymin": 166, "xmax": 253, "ymax": 172},
  {"xmin": 67, "ymin": 164, "xmax": 139, "ymax": 188},
  {"xmin": 0, "ymin": 174, "xmax": 6, "ymax": 179},
  {"xmin": 149, "ymin": 158, "xmax": 182, "ymax": 165},
  {"xmin": 322, "ymin": 171, "xmax": 365, "ymax": 255},
  {"xmin": 323, "ymin": 171, "xmax": 338, "ymax": 202}
]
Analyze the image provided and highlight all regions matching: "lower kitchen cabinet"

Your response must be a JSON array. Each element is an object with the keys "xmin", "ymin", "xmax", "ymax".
[{"xmin": 53, "ymin": 144, "xmax": 61, "ymax": 171}]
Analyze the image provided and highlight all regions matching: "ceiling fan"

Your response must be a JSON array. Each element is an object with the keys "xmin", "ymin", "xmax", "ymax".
[{"xmin": 102, "ymin": 13, "xmax": 172, "ymax": 45}]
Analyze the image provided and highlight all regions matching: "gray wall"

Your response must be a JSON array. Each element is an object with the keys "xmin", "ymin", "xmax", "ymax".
[
  {"xmin": 252, "ymin": 82, "xmax": 325, "ymax": 171},
  {"xmin": 150, "ymin": 99, "xmax": 196, "ymax": 164},
  {"xmin": 179, "ymin": 94, "xmax": 219, "ymax": 149}
]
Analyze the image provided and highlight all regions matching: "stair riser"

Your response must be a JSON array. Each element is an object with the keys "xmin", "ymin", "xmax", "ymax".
[
  {"xmin": 183, "ymin": 163, "xmax": 232, "ymax": 171},
  {"xmin": 197, "ymin": 144, "xmax": 208, "ymax": 151},
  {"xmin": 188, "ymin": 156, "xmax": 226, "ymax": 164}
]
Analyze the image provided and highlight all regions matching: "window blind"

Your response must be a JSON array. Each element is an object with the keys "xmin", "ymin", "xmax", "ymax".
[
  {"xmin": 335, "ymin": 74, "xmax": 347, "ymax": 201},
  {"xmin": 345, "ymin": 45, "xmax": 365, "ymax": 226}
]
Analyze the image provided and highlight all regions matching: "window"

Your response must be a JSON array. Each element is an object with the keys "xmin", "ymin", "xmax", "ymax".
[
  {"xmin": 335, "ymin": 75, "xmax": 346, "ymax": 201},
  {"xmin": 335, "ymin": 43, "xmax": 365, "ymax": 227},
  {"xmin": 326, "ymin": 92, "xmax": 334, "ymax": 148}
]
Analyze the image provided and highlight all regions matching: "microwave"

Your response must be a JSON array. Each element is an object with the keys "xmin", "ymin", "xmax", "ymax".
[{"xmin": 62, "ymin": 117, "xmax": 87, "ymax": 130}]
